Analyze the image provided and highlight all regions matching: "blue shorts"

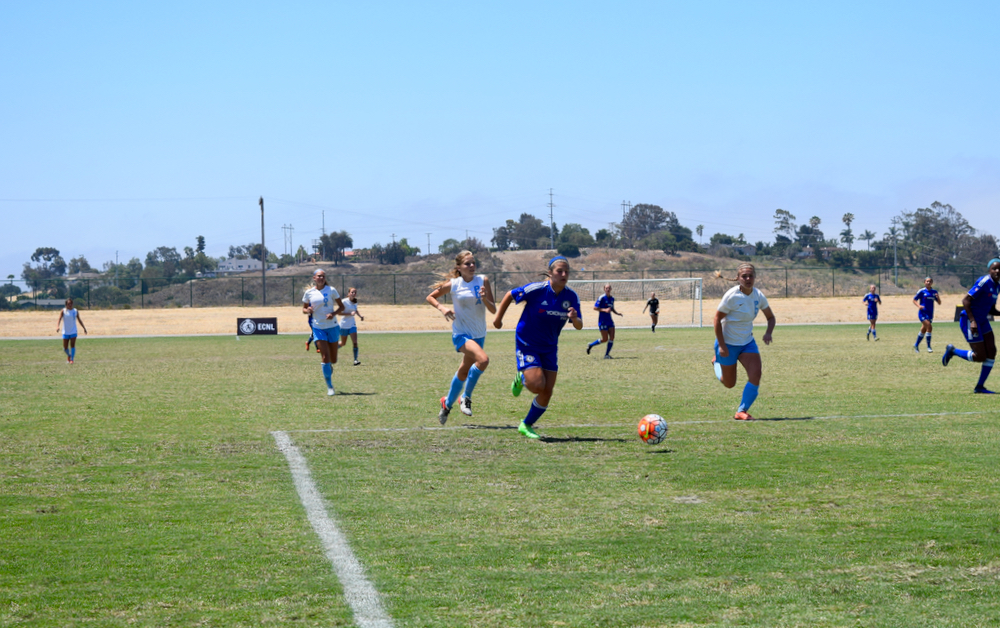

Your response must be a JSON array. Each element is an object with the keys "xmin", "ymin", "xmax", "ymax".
[
  {"xmin": 311, "ymin": 326, "xmax": 341, "ymax": 344},
  {"xmin": 62, "ymin": 334, "xmax": 78, "ymax": 340},
  {"xmin": 867, "ymin": 314, "xmax": 877, "ymax": 321},
  {"xmin": 515, "ymin": 340, "xmax": 558, "ymax": 372},
  {"xmin": 340, "ymin": 326, "xmax": 357, "ymax": 337},
  {"xmin": 714, "ymin": 338, "xmax": 759, "ymax": 366},
  {"xmin": 599, "ymin": 322, "xmax": 614, "ymax": 331},
  {"xmin": 918, "ymin": 311, "xmax": 933, "ymax": 322},
  {"xmin": 960, "ymin": 313, "xmax": 991, "ymax": 344},
  {"xmin": 452, "ymin": 334, "xmax": 485, "ymax": 352}
]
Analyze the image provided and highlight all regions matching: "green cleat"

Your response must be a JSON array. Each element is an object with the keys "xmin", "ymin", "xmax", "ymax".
[
  {"xmin": 511, "ymin": 371, "xmax": 524, "ymax": 397},
  {"xmin": 518, "ymin": 421, "xmax": 540, "ymax": 439}
]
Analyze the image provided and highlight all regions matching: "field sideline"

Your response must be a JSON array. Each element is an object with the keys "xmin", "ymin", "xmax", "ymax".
[{"xmin": 3, "ymin": 321, "xmax": 1000, "ymax": 626}]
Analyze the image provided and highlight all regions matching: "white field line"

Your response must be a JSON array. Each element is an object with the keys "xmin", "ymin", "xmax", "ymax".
[
  {"xmin": 281, "ymin": 411, "xmax": 986, "ymax": 434},
  {"xmin": 271, "ymin": 430, "xmax": 394, "ymax": 628}
]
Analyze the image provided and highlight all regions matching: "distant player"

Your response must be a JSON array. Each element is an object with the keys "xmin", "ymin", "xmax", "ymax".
[
  {"xmin": 302, "ymin": 269, "xmax": 344, "ymax": 396},
  {"xmin": 913, "ymin": 277, "xmax": 941, "ymax": 352},
  {"xmin": 56, "ymin": 298, "xmax": 87, "ymax": 363},
  {"xmin": 943, "ymin": 258, "xmax": 1000, "ymax": 393},
  {"xmin": 643, "ymin": 292, "xmax": 659, "ymax": 332},
  {"xmin": 338, "ymin": 287, "xmax": 364, "ymax": 366},
  {"xmin": 493, "ymin": 255, "xmax": 583, "ymax": 439},
  {"xmin": 862, "ymin": 285, "xmax": 881, "ymax": 341},
  {"xmin": 586, "ymin": 283, "xmax": 623, "ymax": 359},
  {"xmin": 426, "ymin": 251, "xmax": 496, "ymax": 423},
  {"xmin": 712, "ymin": 263, "xmax": 776, "ymax": 421}
]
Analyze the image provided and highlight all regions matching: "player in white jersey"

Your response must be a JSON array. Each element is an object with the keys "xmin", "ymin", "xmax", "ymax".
[
  {"xmin": 338, "ymin": 287, "xmax": 364, "ymax": 365},
  {"xmin": 56, "ymin": 298, "xmax": 87, "ymax": 364},
  {"xmin": 426, "ymin": 250, "xmax": 496, "ymax": 423},
  {"xmin": 302, "ymin": 269, "xmax": 344, "ymax": 396},
  {"xmin": 712, "ymin": 263, "xmax": 776, "ymax": 421}
]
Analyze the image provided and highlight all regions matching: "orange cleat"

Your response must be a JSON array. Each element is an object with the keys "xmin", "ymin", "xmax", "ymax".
[{"xmin": 734, "ymin": 411, "xmax": 754, "ymax": 421}]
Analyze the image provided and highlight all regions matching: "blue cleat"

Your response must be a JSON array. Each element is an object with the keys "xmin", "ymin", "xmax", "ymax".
[
  {"xmin": 942, "ymin": 344, "xmax": 955, "ymax": 367},
  {"xmin": 974, "ymin": 387, "xmax": 996, "ymax": 394}
]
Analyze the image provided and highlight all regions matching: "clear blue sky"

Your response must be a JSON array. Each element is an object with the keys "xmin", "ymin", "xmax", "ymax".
[{"xmin": 3, "ymin": 1, "xmax": 998, "ymax": 279}]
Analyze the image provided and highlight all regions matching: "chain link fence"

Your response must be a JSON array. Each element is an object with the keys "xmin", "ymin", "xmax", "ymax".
[{"xmin": 1, "ymin": 265, "xmax": 987, "ymax": 310}]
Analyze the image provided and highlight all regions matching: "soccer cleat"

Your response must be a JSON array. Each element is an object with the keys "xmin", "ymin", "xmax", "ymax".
[
  {"xmin": 305, "ymin": 340, "xmax": 311, "ymax": 351},
  {"xmin": 511, "ymin": 372, "xmax": 523, "ymax": 397},
  {"xmin": 518, "ymin": 421, "xmax": 540, "ymax": 439},
  {"xmin": 652, "ymin": 326, "xmax": 655, "ymax": 333},
  {"xmin": 875, "ymin": 336, "xmax": 879, "ymax": 341},
  {"xmin": 459, "ymin": 396, "xmax": 473, "ymax": 417},
  {"xmin": 927, "ymin": 346, "xmax": 933, "ymax": 353},
  {"xmin": 734, "ymin": 411, "xmax": 754, "ymax": 421},
  {"xmin": 67, "ymin": 356, "xmax": 72, "ymax": 363},
  {"xmin": 604, "ymin": 354, "xmax": 613, "ymax": 359},
  {"xmin": 586, "ymin": 343, "xmax": 592, "ymax": 355},
  {"xmin": 866, "ymin": 333, "xmax": 870, "ymax": 341},
  {"xmin": 914, "ymin": 344, "xmax": 920, "ymax": 353},
  {"xmin": 974, "ymin": 387, "xmax": 996, "ymax": 394},
  {"xmin": 353, "ymin": 360, "xmax": 361, "ymax": 366},
  {"xmin": 942, "ymin": 344, "xmax": 955, "ymax": 367},
  {"xmin": 438, "ymin": 396, "xmax": 451, "ymax": 424},
  {"xmin": 327, "ymin": 387, "xmax": 335, "ymax": 396},
  {"xmin": 712, "ymin": 357, "xmax": 723, "ymax": 382}
]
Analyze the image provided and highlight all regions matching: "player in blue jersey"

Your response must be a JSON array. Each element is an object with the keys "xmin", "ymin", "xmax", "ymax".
[
  {"xmin": 942, "ymin": 259, "xmax": 1000, "ymax": 393},
  {"xmin": 913, "ymin": 277, "xmax": 941, "ymax": 352},
  {"xmin": 493, "ymin": 255, "xmax": 583, "ymax": 439},
  {"xmin": 862, "ymin": 285, "xmax": 881, "ymax": 341},
  {"xmin": 56, "ymin": 298, "xmax": 88, "ymax": 363},
  {"xmin": 586, "ymin": 283, "xmax": 623, "ymax": 358},
  {"xmin": 426, "ymin": 251, "xmax": 496, "ymax": 423}
]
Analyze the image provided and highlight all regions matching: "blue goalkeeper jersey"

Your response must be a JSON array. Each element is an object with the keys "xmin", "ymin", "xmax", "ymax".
[{"xmin": 512, "ymin": 281, "xmax": 581, "ymax": 352}]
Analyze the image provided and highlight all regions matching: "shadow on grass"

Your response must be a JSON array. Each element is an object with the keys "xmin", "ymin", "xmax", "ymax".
[
  {"xmin": 647, "ymin": 449, "xmax": 675, "ymax": 454},
  {"xmin": 539, "ymin": 435, "xmax": 629, "ymax": 443},
  {"xmin": 333, "ymin": 391, "xmax": 377, "ymax": 396},
  {"xmin": 754, "ymin": 416, "xmax": 815, "ymax": 421}
]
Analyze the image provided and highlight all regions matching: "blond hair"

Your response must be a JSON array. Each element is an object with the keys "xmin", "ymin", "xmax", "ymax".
[
  {"xmin": 431, "ymin": 250, "xmax": 475, "ymax": 291},
  {"xmin": 714, "ymin": 262, "xmax": 756, "ymax": 283}
]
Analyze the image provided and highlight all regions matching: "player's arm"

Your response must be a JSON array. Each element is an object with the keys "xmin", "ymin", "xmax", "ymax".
[
  {"xmin": 76, "ymin": 312, "xmax": 87, "ymax": 334},
  {"xmin": 642, "ymin": 302, "xmax": 649, "ymax": 313},
  {"xmin": 355, "ymin": 305, "xmax": 364, "ymax": 321},
  {"xmin": 493, "ymin": 291, "xmax": 515, "ymax": 329},
  {"xmin": 426, "ymin": 284, "xmax": 455, "ymax": 321},
  {"xmin": 713, "ymin": 310, "xmax": 729, "ymax": 356},
  {"xmin": 567, "ymin": 305, "xmax": 583, "ymax": 330},
  {"xmin": 877, "ymin": 296, "xmax": 881, "ymax": 305},
  {"xmin": 302, "ymin": 295, "xmax": 313, "ymax": 316},
  {"xmin": 935, "ymin": 293, "xmax": 941, "ymax": 305},
  {"xmin": 761, "ymin": 306, "xmax": 776, "ymax": 345},
  {"xmin": 331, "ymin": 298, "xmax": 345, "ymax": 319},
  {"xmin": 962, "ymin": 294, "xmax": 977, "ymax": 330},
  {"xmin": 611, "ymin": 305, "xmax": 623, "ymax": 316},
  {"xmin": 482, "ymin": 277, "xmax": 497, "ymax": 315},
  {"xmin": 56, "ymin": 310, "xmax": 64, "ymax": 332}
]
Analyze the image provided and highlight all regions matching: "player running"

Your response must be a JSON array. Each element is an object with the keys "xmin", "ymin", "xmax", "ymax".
[
  {"xmin": 942, "ymin": 259, "xmax": 1000, "ymax": 393},
  {"xmin": 338, "ymin": 287, "xmax": 364, "ymax": 366},
  {"xmin": 862, "ymin": 285, "xmax": 881, "ymax": 341},
  {"xmin": 712, "ymin": 263, "xmax": 776, "ymax": 421},
  {"xmin": 586, "ymin": 283, "xmax": 623, "ymax": 359},
  {"xmin": 913, "ymin": 277, "xmax": 941, "ymax": 352},
  {"xmin": 302, "ymin": 269, "xmax": 345, "ymax": 396},
  {"xmin": 643, "ymin": 292, "xmax": 659, "ymax": 332},
  {"xmin": 426, "ymin": 251, "xmax": 496, "ymax": 424},
  {"xmin": 56, "ymin": 298, "xmax": 87, "ymax": 363},
  {"xmin": 493, "ymin": 255, "xmax": 583, "ymax": 439}
]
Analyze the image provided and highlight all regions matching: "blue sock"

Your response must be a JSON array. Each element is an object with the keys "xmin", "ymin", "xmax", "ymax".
[
  {"xmin": 976, "ymin": 359, "xmax": 994, "ymax": 389},
  {"xmin": 738, "ymin": 382, "xmax": 759, "ymax": 413},
  {"xmin": 605, "ymin": 341, "xmax": 614, "ymax": 356},
  {"xmin": 955, "ymin": 349, "xmax": 973, "ymax": 361},
  {"xmin": 322, "ymin": 363, "xmax": 333, "ymax": 388},
  {"xmin": 64, "ymin": 348, "xmax": 70, "ymax": 356},
  {"xmin": 925, "ymin": 334, "xmax": 931, "ymax": 348},
  {"xmin": 916, "ymin": 333, "xmax": 924, "ymax": 346},
  {"xmin": 464, "ymin": 365, "xmax": 483, "ymax": 398},
  {"xmin": 353, "ymin": 345, "xmax": 359, "ymax": 361},
  {"xmin": 872, "ymin": 330, "xmax": 877, "ymax": 338},
  {"xmin": 524, "ymin": 398, "xmax": 547, "ymax": 426},
  {"xmin": 446, "ymin": 373, "xmax": 464, "ymax": 407},
  {"xmin": 588, "ymin": 339, "xmax": 600, "ymax": 349}
]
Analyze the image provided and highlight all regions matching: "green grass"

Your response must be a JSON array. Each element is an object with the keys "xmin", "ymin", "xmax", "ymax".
[{"xmin": 3, "ymin": 323, "xmax": 1000, "ymax": 627}]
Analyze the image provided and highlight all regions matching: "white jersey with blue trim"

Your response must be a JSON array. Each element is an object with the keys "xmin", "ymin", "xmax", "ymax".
[
  {"xmin": 61, "ymin": 308, "xmax": 78, "ymax": 336},
  {"xmin": 717, "ymin": 285, "xmax": 769, "ymax": 346},
  {"xmin": 339, "ymin": 299, "xmax": 359, "ymax": 329},
  {"xmin": 303, "ymin": 286, "xmax": 340, "ymax": 329},
  {"xmin": 451, "ymin": 275, "xmax": 487, "ymax": 339}
]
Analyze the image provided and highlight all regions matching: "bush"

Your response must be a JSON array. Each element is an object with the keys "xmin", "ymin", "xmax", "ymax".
[{"xmin": 557, "ymin": 242, "xmax": 580, "ymax": 258}]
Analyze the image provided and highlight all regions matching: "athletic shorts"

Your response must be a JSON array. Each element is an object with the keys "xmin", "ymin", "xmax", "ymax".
[
  {"xmin": 311, "ymin": 326, "xmax": 341, "ymax": 344},
  {"xmin": 867, "ymin": 312, "xmax": 878, "ymax": 321},
  {"xmin": 918, "ymin": 311, "xmax": 933, "ymax": 322},
  {"xmin": 960, "ymin": 313, "xmax": 991, "ymax": 344},
  {"xmin": 452, "ymin": 334, "xmax": 485, "ymax": 352},
  {"xmin": 598, "ymin": 322, "xmax": 615, "ymax": 331},
  {"xmin": 515, "ymin": 340, "xmax": 558, "ymax": 372},
  {"xmin": 62, "ymin": 334, "xmax": 78, "ymax": 340},
  {"xmin": 714, "ymin": 338, "xmax": 759, "ymax": 366},
  {"xmin": 340, "ymin": 325, "xmax": 357, "ymax": 337}
]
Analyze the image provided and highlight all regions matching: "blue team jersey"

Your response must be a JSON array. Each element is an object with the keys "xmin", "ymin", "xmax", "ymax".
[
  {"xmin": 966, "ymin": 274, "xmax": 1000, "ymax": 320},
  {"xmin": 595, "ymin": 294, "xmax": 615, "ymax": 327},
  {"xmin": 914, "ymin": 288, "xmax": 939, "ymax": 318},
  {"xmin": 512, "ymin": 281, "xmax": 581, "ymax": 351},
  {"xmin": 862, "ymin": 293, "xmax": 880, "ymax": 317}
]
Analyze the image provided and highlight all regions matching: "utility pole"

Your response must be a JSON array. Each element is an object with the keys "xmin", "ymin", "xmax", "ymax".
[
  {"xmin": 548, "ymin": 188, "xmax": 555, "ymax": 249},
  {"xmin": 321, "ymin": 210, "xmax": 326, "ymax": 261},
  {"xmin": 259, "ymin": 197, "xmax": 266, "ymax": 306},
  {"xmin": 426, "ymin": 232, "xmax": 431, "ymax": 256}
]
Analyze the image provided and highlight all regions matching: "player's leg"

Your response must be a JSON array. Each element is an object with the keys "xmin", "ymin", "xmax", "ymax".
[
  {"xmin": 69, "ymin": 336, "xmax": 77, "ymax": 362},
  {"xmin": 925, "ymin": 321, "xmax": 933, "ymax": 351},
  {"xmin": 350, "ymin": 332, "xmax": 360, "ymax": 364},
  {"xmin": 975, "ymin": 332, "xmax": 996, "ymax": 393},
  {"xmin": 588, "ymin": 328, "xmax": 609, "ymax": 354},
  {"xmin": 62, "ymin": 336, "xmax": 71, "ymax": 361},
  {"xmin": 915, "ymin": 319, "xmax": 926, "ymax": 351},
  {"xmin": 735, "ymin": 351, "xmax": 762, "ymax": 419},
  {"xmin": 604, "ymin": 326, "xmax": 615, "ymax": 358},
  {"xmin": 713, "ymin": 340, "xmax": 739, "ymax": 388},
  {"xmin": 316, "ymin": 338, "xmax": 335, "ymax": 395},
  {"xmin": 520, "ymin": 367, "xmax": 557, "ymax": 439}
]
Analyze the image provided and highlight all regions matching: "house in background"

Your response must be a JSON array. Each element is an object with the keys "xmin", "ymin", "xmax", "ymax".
[{"xmin": 216, "ymin": 258, "xmax": 278, "ymax": 274}]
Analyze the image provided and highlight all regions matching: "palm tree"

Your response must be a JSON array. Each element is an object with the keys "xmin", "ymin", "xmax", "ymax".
[{"xmin": 860, "ymin": 230, "xmax": 876, "ymax": 251}]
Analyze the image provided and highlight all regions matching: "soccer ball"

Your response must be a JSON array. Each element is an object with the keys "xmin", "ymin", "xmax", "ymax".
[{"xmin": 637, "ymin": 414, "xmax": 668, "ymax": 445}]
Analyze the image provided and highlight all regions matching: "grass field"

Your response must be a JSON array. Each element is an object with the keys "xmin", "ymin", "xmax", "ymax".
[{"xmin": 3, "ymin": 323, "xmax": 1000, "ymax": 627}]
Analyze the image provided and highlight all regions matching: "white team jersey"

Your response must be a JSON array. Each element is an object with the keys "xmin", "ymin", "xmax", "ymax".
[
  {"xmin": 339, "ymin": 299, "xmax": 359, "ymax": 329},
  {"xmin": 717, "ymin": 285, "xmax": 769, "ymax": 346},
  {"xmin": 61, "ymin": 308, "xmax": 78, "ymax": 336},
  {"xmin": 303, "ymin": 286, "xmax": 340, "ymax": 329},
  {"xmin": 451, "ymin": 275, "xmax": 487, "ymax": 339}
]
